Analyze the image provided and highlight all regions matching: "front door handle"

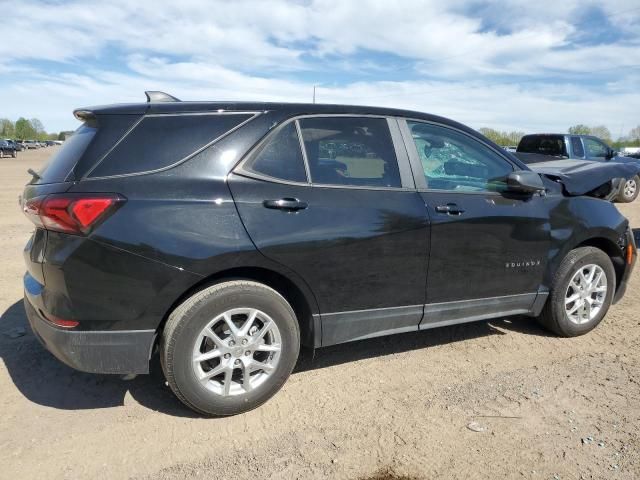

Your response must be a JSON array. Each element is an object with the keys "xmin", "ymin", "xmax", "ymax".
[
  {"xmin": 263, "ymin": 198, "xmax": 308, "ymax": 211},
  {"xmin": 435, "ymin": 203, "xmax": 465, "ymax": 215}
]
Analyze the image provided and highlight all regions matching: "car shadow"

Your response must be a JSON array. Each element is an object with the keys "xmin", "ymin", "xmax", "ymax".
[{"xmin": 0, "ymin": 299, "xmax": 549, "ymax": 416}]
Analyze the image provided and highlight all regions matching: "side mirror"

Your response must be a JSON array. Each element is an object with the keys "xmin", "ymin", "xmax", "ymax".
[
  {"xmin": 605, "ymin": 149, "xmax": 617, "ymax": 160},
  {"xmin": 506, "ymin": 171, "xmax": 545, "ymax": 194}
]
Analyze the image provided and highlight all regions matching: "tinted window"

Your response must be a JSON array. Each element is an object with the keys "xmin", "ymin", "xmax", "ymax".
[
  {"xmin": 89, "ymin": 113, "xmax": 252, "ymax": 177},
  {"xmin": 570, "ymin": 137, "xmax": 585, "ymax": 157},
  {"xmin": 299, "ymin": 117, "xmax": 401, "ymax": 188},
  {"xmin": 72, "ymin": 114, "xmax": 142, "ymax": 179},
  {"xmin": 517, "ymin": 135, "xmax": 566, "ymax": 156},
  {"xmin": 584, "ymin": 137, "xmax": 608, "ymax": 158},
  {"xmin": 407, "ymin": 121, "xmax": 513, "ymax": 192},
  {"xmin": 36, "ymin": 124, "xmax": 97, "ymax": 184},
  {"xmin": 242, "ymin": 122, "xmax": 307, "ymax": 182}
]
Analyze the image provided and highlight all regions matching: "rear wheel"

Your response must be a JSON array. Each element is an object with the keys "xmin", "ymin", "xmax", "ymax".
[
  {"xmin": 161, "ymin": 280, "xmax": 300, "ymax": 416},
  {"xmin": 537, "ymin": 247, "xmax": 615, "ymax": 336},
  {"xmin": 617, "ymin": 175, "xmax": 639, "ymax": 203}
]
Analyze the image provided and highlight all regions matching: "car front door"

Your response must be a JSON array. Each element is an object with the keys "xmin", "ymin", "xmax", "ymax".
[
  {"xmin": 228, "ymin": 116, "xmax": 430, "ymax": 346},
  {"xmin": 398, "ymin": 119, "xmax": 551, "ymax": 329}
]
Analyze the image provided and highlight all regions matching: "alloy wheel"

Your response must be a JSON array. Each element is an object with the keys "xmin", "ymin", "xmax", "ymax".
[
  {"xmin": 564, "ymin": 264, "xmax": 607, "ymax": 325},
  {"xmin": 192, "ymin": 308, "xmax": 282, "ymax": 396},
  {"xmin": 624, "ymin": 179, "xmax": 637, "ymax": 199}
]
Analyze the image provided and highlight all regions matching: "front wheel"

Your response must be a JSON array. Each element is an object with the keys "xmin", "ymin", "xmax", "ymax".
[
  {"xmin": 537, "ymin": 247, "xmax": 615, "ymax": 337},
  {"xmin": 161, "ymin": 280, "xmax": 300, "ymax": 416},
  {"xmin": 617, "ymin": 175, "xmax": 639, "ymax": 203}
]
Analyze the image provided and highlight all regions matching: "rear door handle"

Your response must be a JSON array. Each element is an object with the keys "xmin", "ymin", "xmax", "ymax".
[
  {"xmin": 435, "ymin": 203, "xmax": 465, "ymax": 215},
  {"xmin": 263, "ymin": 198, "xmax": 308, "ymax": 211}
]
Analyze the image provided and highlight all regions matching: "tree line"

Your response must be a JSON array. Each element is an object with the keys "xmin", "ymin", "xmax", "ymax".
[
  {"xmin": 0, "ymin": 117, "xmax": 69, "ymax": 141},
  {"xmin": 479, "ymin": 125, "xmax": 640, "ymax": 149}
]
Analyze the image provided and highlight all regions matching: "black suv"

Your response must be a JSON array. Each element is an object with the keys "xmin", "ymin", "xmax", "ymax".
[
  {"xmin": 22, "ymin": 92, "xmax": 636, "ymax": 416},
  {"xmin": 0, "ymin": 140, "xmax": 18, "ymax": 158}
]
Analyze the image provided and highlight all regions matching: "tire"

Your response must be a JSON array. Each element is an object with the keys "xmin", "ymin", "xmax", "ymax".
[
  {"xmin": 537, "ymin": 247, "xmax": 615, "ymax": 337},
  {"xmin": 161, "ymin": 280, "xmax": 300, "ymax": 416},
  {"xmin": 617, "ymin": 175, "xmax": 639, "ymax": 203},
  {"xmin": 11, "ymin": 150, "xmax": 16, "ymax": 158}
]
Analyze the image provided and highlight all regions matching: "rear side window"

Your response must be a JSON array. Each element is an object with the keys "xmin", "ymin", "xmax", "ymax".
[
  {"xmin": 36, "ymin": 124, "xmax": 97, "ymax": 184},
  {"xmin": 89, "ymin": 113, "xmax": 252, "ymax": 178},
  {"xmin": 517, "ymin": 135, "xmax": 566, "ymax": 156},
  {"xmin": 570, "ymin": 137, "xmax": 585, "ymax": 157},
  {"xmin": 298, "ymin": 117, "xmax": 401, "ymax": 188},
  {"xmin": 242, "ymin": 122, "xmax": 307, "ymax": 182}
]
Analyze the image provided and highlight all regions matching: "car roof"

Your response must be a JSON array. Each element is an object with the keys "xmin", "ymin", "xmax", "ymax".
[{"xmin": 75, "ymin": 100, "xmax": 474, "ymax": 132}]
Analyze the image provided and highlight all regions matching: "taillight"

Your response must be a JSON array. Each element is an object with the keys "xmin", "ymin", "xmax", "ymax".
[{"xmin": 23, "ymin": 194, "xmax": 124, "ymax": 235}]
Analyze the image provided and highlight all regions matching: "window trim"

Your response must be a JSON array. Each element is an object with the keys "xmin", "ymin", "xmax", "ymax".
[
  {"xmin": 235, "ymin": 114, "xmax": 416, "ymax": 191},
  {"xmin": 397, "ymin": 118, "xmax": 518, "ymax": 194},
  {"xmin": 83, "ymin": 111, "xmax": 261, "ymax": 181}
]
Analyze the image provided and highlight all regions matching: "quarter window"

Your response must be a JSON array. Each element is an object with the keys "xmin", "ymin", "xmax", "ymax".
[
  {"xmin": 90, "ymin": 113, "xmax": 252, "ymax": 177},
  {"xmin": 407, "ymin": 121, "xmax": 513, "ymax": 192},
  {"xmin": 298, "ymin": 117, "xmax": 401, "ymax": 188},
  {"xmin": 242, "ymin": 122, "xmax": 307, "ymax": 183}
]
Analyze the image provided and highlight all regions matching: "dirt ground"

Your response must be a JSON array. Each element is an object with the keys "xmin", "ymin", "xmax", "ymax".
[{"xmin": 0, "ymin": 148, "xmax": 639, "ymax": 480}]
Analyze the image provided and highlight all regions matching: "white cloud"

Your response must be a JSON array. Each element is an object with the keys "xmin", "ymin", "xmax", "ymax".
[{"xmin": 0, "ymin": 0, "xmax": 638, "ymax": 134}]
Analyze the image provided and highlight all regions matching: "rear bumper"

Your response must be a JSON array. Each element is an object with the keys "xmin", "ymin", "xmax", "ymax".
[{"xmin": 24, "ymin": 291, "xmax": 155, "ymax": 374}]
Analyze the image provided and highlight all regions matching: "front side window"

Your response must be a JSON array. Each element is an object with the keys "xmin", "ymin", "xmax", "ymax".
[
  {"xmin": 242, "ymin": 122, "xmax": 307, "ymax": 182},
  {"xmin": 570, "ymin": 137, "xmax": 585, "ymax": 157},
  {"xmin": 298, "ymin": 117, "xmax": 401, "ymax": 188},
  {"xmin": 584, "ymin": 137, "xmax": 609, "ymax": 158},
  {"xmin": 407, "ymin": 121, "xmax": 513, "ymax": 192}
]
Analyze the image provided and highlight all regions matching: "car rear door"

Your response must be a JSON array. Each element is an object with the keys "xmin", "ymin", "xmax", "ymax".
[
  {"xmin": 398, "ymin": 119, "xmax": 551, "ymax": 329},
  {"xmin": 228, "ymin": 116, "xmax": 430, "ymax": 346}
]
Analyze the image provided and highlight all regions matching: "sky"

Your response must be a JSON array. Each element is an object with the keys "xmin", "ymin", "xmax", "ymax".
[{"xmin": 0, "ymin": 0, "xmax": 639, "ymax": 135}]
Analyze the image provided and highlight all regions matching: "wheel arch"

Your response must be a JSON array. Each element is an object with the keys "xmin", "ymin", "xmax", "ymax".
[
  {"xmin": 574, "ymin": 236, "xmax": 626, "ymax": 292},
  {"xmin": 158, "ymin": 266, "xmax": 320, "ymax": 349}
]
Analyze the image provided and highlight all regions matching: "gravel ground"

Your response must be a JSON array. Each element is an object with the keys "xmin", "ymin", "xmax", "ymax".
[{"xmin": 0, "ymin": 148, "xmax": 638, "ymax": 480}]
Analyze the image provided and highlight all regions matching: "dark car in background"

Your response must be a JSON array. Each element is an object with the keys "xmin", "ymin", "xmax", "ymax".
[
  {"xmin": 0, "ymin": 140, "xmax": 17, "ymax": 158},
  {"xmin": 515, "ymin": 133, "xmax": 640, "ymax": 202},
  {"xmin": 21, "ymin": 92, "xmax": 637, "ymax": 416},
  {"xmin": 6, "ymin": 140, "xmax": 24, "ymax": 152}
]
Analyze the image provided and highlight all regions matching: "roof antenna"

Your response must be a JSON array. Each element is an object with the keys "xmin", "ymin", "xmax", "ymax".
[{"xmin": 145, "ymin": 91, "xmax": 181, "ymax": 103}]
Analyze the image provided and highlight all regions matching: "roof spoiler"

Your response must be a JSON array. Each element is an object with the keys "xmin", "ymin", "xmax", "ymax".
[{"xmin": 145, "ymin": 91, "xmax": 181, "ymax": 103}]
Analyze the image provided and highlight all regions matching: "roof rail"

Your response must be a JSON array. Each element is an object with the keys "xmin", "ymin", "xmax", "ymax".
[{"xmin": 144, "ymin": 91, "xmax": 181, "ymax": 103}]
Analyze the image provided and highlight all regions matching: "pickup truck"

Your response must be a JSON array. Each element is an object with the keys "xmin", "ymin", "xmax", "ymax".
[{"xmin": 514, "ymin": 134, "xmax": 640, "ymax": 203}]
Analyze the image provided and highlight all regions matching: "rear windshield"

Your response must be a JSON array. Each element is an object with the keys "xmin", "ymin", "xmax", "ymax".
[
  {"xmin": 517, "ymin": 135, "xmax": 567, "ymax": 156},
  {"xmin": 35, "ymin": 124, "xmax": 97, "ymax": 184}
]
